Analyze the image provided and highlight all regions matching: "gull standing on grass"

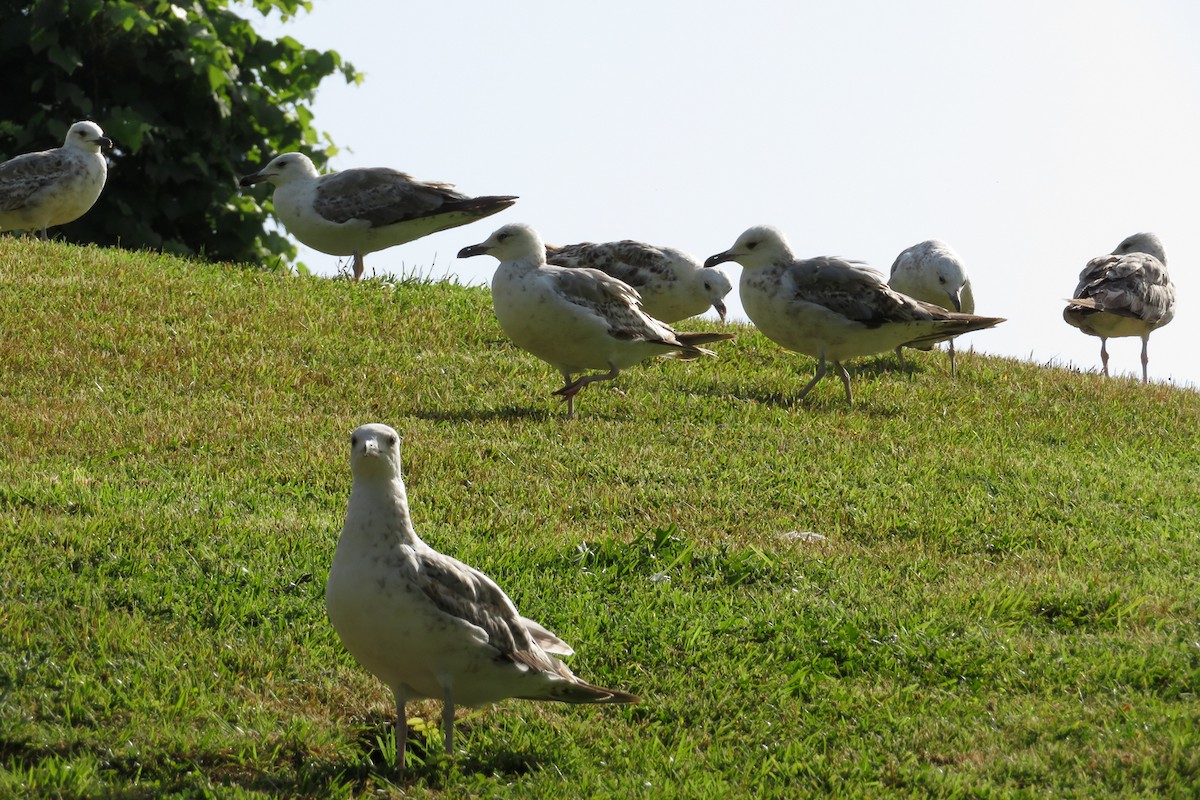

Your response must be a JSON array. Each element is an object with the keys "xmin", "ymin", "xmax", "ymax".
[
  {"xmin": 705, "ymin": 226, "xmax": 1004, "ymax": 404},
  {"xmin": 239, "ymin": 152, "xmax": 516, "ymax": 279},
  {"xmin": 1063, "ymin": 232, "xmax": 1175, "ymax": 383},
  {"xmin": 545, "ymin": 239, "xmax": 734, "ymax": 322},
  {"xmin": 887, "ymin": 239, "xmax": 976, "ymax": 375},
  {"xmin": 458, "ymin": 223, "xmax": 735, "ymax": 416},
  {"xmin": 0, "ymin": 121, "xmax": 112, "ymax": 238},
  {"xmin": 326, "ymin": 423, "xmax": 639, "ymax": 773}
]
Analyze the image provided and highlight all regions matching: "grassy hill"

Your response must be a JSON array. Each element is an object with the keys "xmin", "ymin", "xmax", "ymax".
[{"xmin": 2, "ymin": 237, "xmax": 1198, "ymax": 799}]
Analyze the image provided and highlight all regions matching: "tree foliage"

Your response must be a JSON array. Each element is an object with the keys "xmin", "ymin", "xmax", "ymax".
[{"xmin": 0, "ymin": 0, "xmax": 359, "ymax": 265}]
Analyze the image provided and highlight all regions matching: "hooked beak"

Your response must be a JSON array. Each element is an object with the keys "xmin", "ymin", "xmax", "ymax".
[
  {"xmin": 95, "ymin": 136, "xmax": 114, "ymax": 150},
  {"xmin": 238, "ymin": 170, "xmax": 273, "ymax": 188},
  {"xmin": 947, "ymin": 289, "xmax": 962, "ymax": 313},
  {"xmin": 704, "ymin": 251, "xmax": 735, "ymax": 269},
  {"xmin": 457, "ymin": 242, "xmax": 491, "ymax": 258},
  {"xmin": 713, "ymin": 299, "xmax": 728, "ymax": 322}
]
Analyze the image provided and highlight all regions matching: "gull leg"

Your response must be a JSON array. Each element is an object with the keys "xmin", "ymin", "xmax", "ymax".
[
  {"xmin": 442, "ymin": 685, "xmax": 455, "ymax": 758},
  {"xmin": 353, "ymin": 252, "xmax": 365, "ymax": 281},
  {"xmin": 553, "ymin": 364, "xmax": 620, "ymax": 416},
  {"xmin": 795, "ymin": 357, "xmax": 828, "ymax": 401},
  {"xmin": 834, "ymin": 361, "xmax": 853, "ymax": 405},
  {"xmin": 394, "ymin": 690, "xmax": 408, "ymax": 775},
  {"xmin": 1141, "ymin": 335, "xmax": 1150, "ymax": 384},
  {"xmin": 948, "ymin": 340, "xmax": 957, "ymax": 377},
  {"xmin": 894, "ymin": 345, "xmax": 907, "ymax": 368}
]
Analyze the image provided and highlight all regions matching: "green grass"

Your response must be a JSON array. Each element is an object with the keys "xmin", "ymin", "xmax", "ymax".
[{"xmin": 2, "ymin": 237, "xmax": 1198, "ymax": 798}]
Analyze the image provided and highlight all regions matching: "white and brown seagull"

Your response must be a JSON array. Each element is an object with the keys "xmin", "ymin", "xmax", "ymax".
[
  {"xmin": 887, "ymin": 239, "xmax": 977, "ymax": 375},
  {"xmin": 326, "ymin": 423, "xmax": 638, "ymax": 773},
  {"xmin": 0, "ymin": 120, "xmax": 112, "ymax": 238},
  {"xmin": 705, "ymin": 225, "xmax": 1004, "ymax": 404},
  {"xmin": 545, "ymin": 239, "xmax": 733, "ymax": 322},
  {"xmin": 458, "ymin": 223, "xmax": 735, "ymax": 416},
  {"xmin": 1063, "ymin": 232, "xmax": 1175, "ymax": 383},
  {"xmin": 239, "ymin": 152, "xmax": 516, "ymax": 279}
]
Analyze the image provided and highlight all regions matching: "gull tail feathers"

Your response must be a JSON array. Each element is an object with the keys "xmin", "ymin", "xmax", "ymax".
[
  {"xmin": 669, "ymin": 331, "xmax": 736, "ymax": 361},
  {"xmin": 904, "ymin": 314, "xmax": 1005, "ymax": 348}
]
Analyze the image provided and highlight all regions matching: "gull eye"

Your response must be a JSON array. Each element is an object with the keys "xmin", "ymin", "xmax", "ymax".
[
  {"xmin": 938, "ymin": 276, "xmax": 946, "ymax": 284},
  {"xmin": 747, "ymin": 241, "xmax": 758, "ymax": 250},
  {"xmin": 350, "ymin": 434, "xmax": 358, "ymax": 447},
  {"xmin": 387, "ymin": 434, "xmax": 398, "ymax": 447},
  {"xmin": 497, "ymin": 233, "xmax": 510, "ymax": 243}
]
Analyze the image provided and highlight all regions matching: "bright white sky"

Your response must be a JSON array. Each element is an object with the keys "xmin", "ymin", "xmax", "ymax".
[{"xmin": 246, "ymin": 1, "xmax": 1200, "ymax": 387}]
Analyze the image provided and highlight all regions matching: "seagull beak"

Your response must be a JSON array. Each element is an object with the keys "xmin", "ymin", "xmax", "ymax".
[
  {"xmin": 95, "ymin": 136, "xmax": 114, "ymax": 150},
  {"xmin": 238, "ymin": 171, "xmax": 272, "ymax": 188},
  {"xmin": 361, "ymin": 439, "xmax": 380, "ymax": 458},
  {"xmin": 704, "ymin": 251, "xmax": 735, "ymax": 269},
  {"xmin": 947, "ymin": 289, "xmax": 962, "ymax": 313},
  {"xmin": 457, "ymin": 242, "xmax": 490, "ymax": 258},
  {"xmin": 713, "ymin": 299, "xmax": 728, "ymax": 322}
]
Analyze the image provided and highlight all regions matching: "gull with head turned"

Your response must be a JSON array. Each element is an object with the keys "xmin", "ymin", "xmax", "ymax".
[
  {"xmin": 545, "ymin": 239, "xmax": 733, "ymax": 322},
  {"xmin": 887, "ymin": 239, "xmax": 977, "ymax": 375},
  {"xmin": 705, "ymin": 225, "xmax": 1004, "ymax": 404},
  {"xmin": 1063, "ymin": 232, "xmax": 1175, "ymax": 383},
  {"xmin": 0, "ymin": 121, "xmax": 113, "ymax": 238},
  {"xmin": 326, "ymin": 423, "xmax": 638, "ymax": 773},
  {"xmin": 239, "ymin": 152, "xmax": 516, "ymax": 279},
  {"xmin": 459, "ymin": 223, "xmax": 734, "ymax": 417}
]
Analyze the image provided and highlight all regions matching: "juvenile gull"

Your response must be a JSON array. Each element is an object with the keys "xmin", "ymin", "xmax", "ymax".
[
  {"xmin": 545, "ymin": 239, "xmax": 733, "ymax": 322},
  {"xmin": 458, "ymin": 223, "xmax": 735, "ymax": 416},
  {"xmin": 239, "ymin": 152, "xmax": 516, "ymax": 279},
  {"xmin": 888, "ymin": 239, "xmax": 976, "ymax": 375},
  {"xmin": 326, "ymin": 423, "xmax": 638, "ymax": 772},
  {"xmin": 0, "ymin": 121, "xmax": 112, "ymax": 237},
  {"xmin": 705, "ymin": 225, "xmax": 1004, "ymax": 404},
  {"xmin": 1063, "ymin": 232, "xmax": 1175, "ymax": 383}
]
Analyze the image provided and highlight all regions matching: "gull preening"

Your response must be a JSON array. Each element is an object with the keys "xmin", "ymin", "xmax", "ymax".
[
  {"xmin": 545, "ymin": 239, "xmax": 733, "ymax": 322},
  {"xmin": 705, "ymin": 225, "xmax": 1005, "ymax": 404},
  {"xmin": 239, "ymin": 152, "xmax": 516, "ymax": 279},
  {"xmin": 0, "ymin": 121, "xmax": 113, "ymax": 238},
  {"xmin": 459, "ymin": 223, "xmax": 735, "ymax": 416},
  {"xmin": 1063, "ymin": 232, "xmax": 1175, "ymax": 383},
  {"xmin": 326, "ymin": 423, "xmax": 638, "ymax": 772},
  {"xmin": 888, "ymin": 239, "xmax": 977, "ymax": 375}
]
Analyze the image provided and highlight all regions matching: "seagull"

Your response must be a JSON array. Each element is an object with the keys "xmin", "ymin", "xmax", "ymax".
[
  {"xmin": 887, "ymin": 239, "xmax": 976, "ymax": 375},
  {"xmin": 326, "ymin": 423, "xmax": 639, "ymax": 772},
  {"xmin": 458, "ymin": 223, "xmax": 735, "ymax": 416},
  {"xmin": 239, "ymin": 153, "xmax": 516, "ymax": 279},
  {"xmin": 1063, "ymin": 232, "xmax": 1175, "ymax": 383},
  {"xmin": 544, "ymin": 239, "xmax": 733, "ymax": 322},
  {"xmin": 0, "ymin": 121, "xmax": 113, "ymax": 238},
  {"xmin": 705, "ymin": 225, "xmax": 1005, "ymax": 404}
]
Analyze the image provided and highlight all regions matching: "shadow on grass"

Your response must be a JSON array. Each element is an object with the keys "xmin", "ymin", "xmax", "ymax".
[{"xmin": 412, "ymin": 405, "xmax": 558, "ymax": 423}]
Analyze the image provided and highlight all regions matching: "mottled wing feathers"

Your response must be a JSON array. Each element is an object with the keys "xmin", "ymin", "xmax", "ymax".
[
  {"xmin": 314, "ymin": 167, "xmax": 514, "ymax": 228},
  {"xmin": 783, "ymin": 257, "xmax": 936, "ymax": 328},
  {"xmin": 0, "ymin": 150, "xmax": 73, "ymax": 210},
  {"xmin": 1069, "ymin": 252, "xmax": 1175, "ymax": 326},
  {"xmin": 414, "ymin": 548, "xmax": 559, "ymax": 672},
  {"xmin": 546, "ymin": 240, "xmax": 676, "ymax": 288}
]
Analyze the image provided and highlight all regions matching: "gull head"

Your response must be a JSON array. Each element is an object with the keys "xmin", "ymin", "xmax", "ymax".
[
  {"xmin": 349, "ymin": 423, "xmax": 403, "ymax": 481},
  {"xmin": 239, "ymin": 152, "xmax": 320, "ymax": 189},
  {"xmin": 698, "ymin": 266, "xmax": 734, "ymax": 321},
  {"xmin": 457, "ymin": 223, "xmax": 545, "ymax": 262},
  {"xmin": 65, "ymin": 121, "xmax": 113, "ymax": 153},
  {"xmin": 1112, "ymin": 232, "xmax": 1166, "ymax": 265},
  {"xmin": 704, "ymin": 225, "xmax": 794, "ymax": 271}
]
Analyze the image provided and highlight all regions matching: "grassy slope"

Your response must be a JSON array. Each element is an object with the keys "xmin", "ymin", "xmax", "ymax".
[{"xmin": 1, "ymin": 238, "xmax": 1198, "ymax": 799}]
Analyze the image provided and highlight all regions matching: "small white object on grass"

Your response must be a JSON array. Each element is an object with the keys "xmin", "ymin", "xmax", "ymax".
[
  {"xmin": 458, "ymin": 223, "xmax": 734, "ymax": 417},
  {"xmin": 705, "ymin": 226, "xmax": 1004, "ymax": 404},
  {"xmin": 325, "ymin": 423, "xmax": 638, "ymax": 773},
  {"xmin": 0, "ymin": 121, "xmax": 112, "ymax": 238},
  {"xmin": 1063, "ymin": 232, "xmax": 1175, "ymax": 383},
  {"xmin": 887, "ymin": 239, "xmax": 976, "ymax": 375},
  {"xmin": 545, "ymin": 239, "xmax": 733, "ymax": 322},
  {"xmin": 239, "ymin": 152, "xmax": 516, "ymax": 279}
]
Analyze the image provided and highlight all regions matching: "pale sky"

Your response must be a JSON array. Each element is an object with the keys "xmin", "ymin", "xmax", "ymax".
[{"xmin": 246, "ymin": 1, "xmax": 1199, "ymax": 387}]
